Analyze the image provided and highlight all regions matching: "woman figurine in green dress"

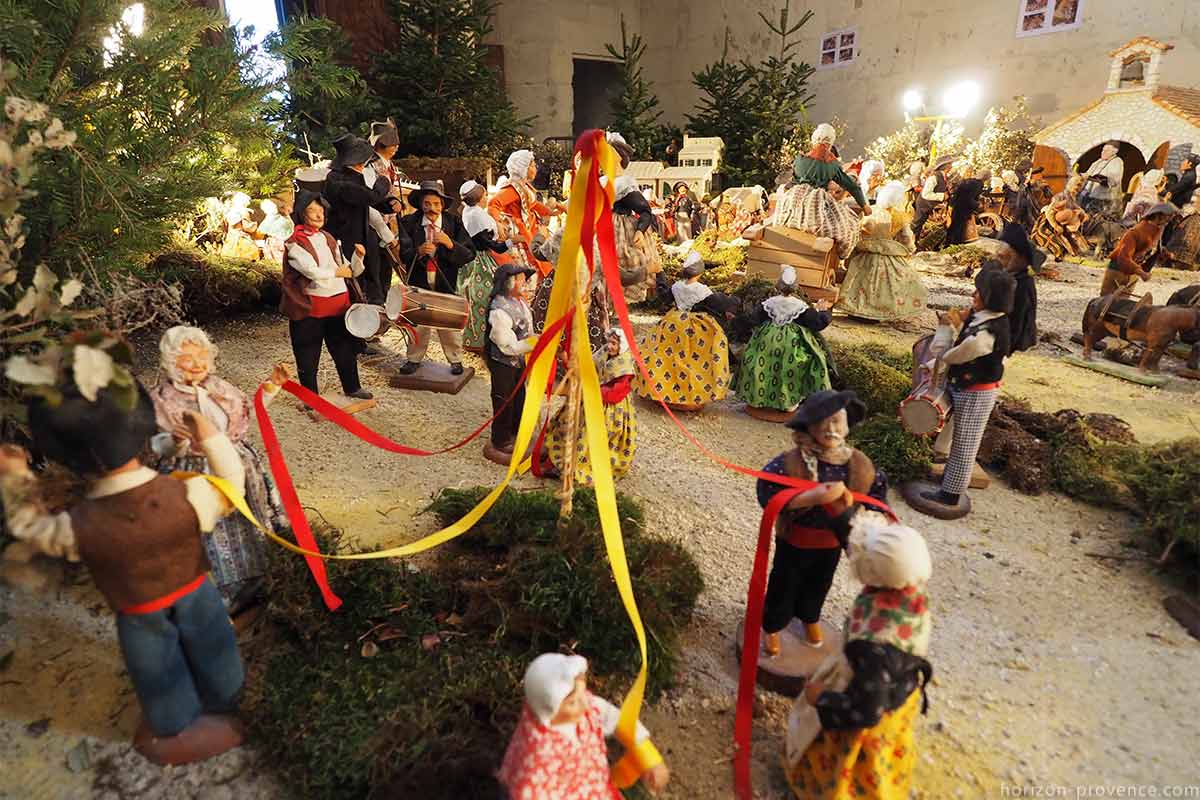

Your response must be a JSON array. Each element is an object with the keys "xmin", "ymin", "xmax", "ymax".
[
  {"xmin": 772, "ymin": 123, "xmax": 869, "ymax": 259},
  {"xmin": 735, "ymin": 266, "xmax": 833, "ymax": 420},
  {"xmin": 838, "ymin": 181, "xmax": 928, "ymax": 321}
]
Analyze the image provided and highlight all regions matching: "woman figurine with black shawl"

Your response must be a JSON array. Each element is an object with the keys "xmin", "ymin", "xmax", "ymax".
[
  {"xmin": 784, "ymin": 513, "xmax": 933, "ymax": 800},
  {"xmin": 993, "ymin": 222, "xmax": 1044, "ymax": 354},
  {"xmin": 735, "ymin": 266, "xmax": 833, "ymax": 420},
  {"xmin": 634, "ymin": 250, "xmax": 733, "ymax": 411},
  {"xmin": 756, "ymin": 391, "xmax": 888, "ymax": 657},
  {"xmin": 944, "ymin": 178, "xmax": 985, "ymax": 246}
]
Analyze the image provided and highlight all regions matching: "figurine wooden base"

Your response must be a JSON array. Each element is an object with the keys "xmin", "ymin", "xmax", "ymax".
[
  {"xmin": 383, "ymin": 361, "xmax": 474, "ymax": 394},
  {"xmin": 745, "ymin": 405, "xmax": 794, "ymax": 423},
  {"xmin": 929, "ymin": 462, "xmax": 990, "ymax": 489},
  {"xmin": 900, "ymin": 480, "xmax": 972, "ymax": 520},
  {"xmin": 735, "ymin": 619, "xmax": 843, "ymax": 697},
  {"xmin": 664, "ymin": 401, "xmax": 705, "ymax": 412},
  {"xmin": 133, "ymin": 714, "xmax": 244, "ymax": 766},
  {"xmin": 1164, "ymin": 594, "xmax": 1200, "ymax": 641},
  {"xmin": 1062, "ymin": 354, "xmax": 1168, "ymax": 387}
]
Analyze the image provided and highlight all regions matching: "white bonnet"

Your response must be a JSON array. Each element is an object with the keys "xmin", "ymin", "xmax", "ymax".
[
  {"xmin": 811, "ymin": 123, "xmax": 837, "ymax": 146},
  {"xmin": 681, "ymin": 249, "xmax": 704, "ymax": 277},
  {"xmin": 606, "ymin": 131, "xmax": 628, "ymax": 148},
  {"xmin": 524, "ymin": 653, "xmax": 588, "ymax": 726},
  {"xmin": 224, "ymin": 207, "xmax": 248, "ymax": 226},
  {"xmin": 459, "ymin": 179, "xmax": 482, "ymax": 198},
  {"xmin": 160, "ymin": 325, "xmax": 216, "ymax": 378},
  {"xmin": 779, "ymin": 265, "xmax": 797, "ymax": 286},
  {"xmin": 874, "ymin": 180, "xmax": 907, "ymax": 212},
  {"xmin": 847, "ymin": 511, "xmax": 932, "ymax": 589},
  {"xmin": 260, "ymin": 199, "xmax": 278, "ymax": 216},
  {"xmin": 506, "ymin": 149, "xmax": 535, "ymax": 179}
]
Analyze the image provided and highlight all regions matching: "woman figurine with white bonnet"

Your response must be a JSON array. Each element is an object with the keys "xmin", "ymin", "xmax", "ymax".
[
  {"xmin": 458, "ymin": 179, "xmax": 513, "ymax": 352},
  {"xmin": 150, "ymin": 326, "xmax": 290, "ymax": 611},
  {"xmin": 772, "ymin": 123, "xmax": 868, "ymax": 259},
  {"xmin": 783, "ymin": 512, "xmax": 933, "ymax": 799},
  {"xmin": 489, "ymin": 149, "xmax": 566, "ymax": 276},
  {"xmin": 633, "ymin": 250, "xmax": 736, "ymax": 410},
  {"xmin": 498, "ymin": 653, "xmax": 670, "ymax": 798},
  {"xmin": 838, "ymin": 180, "xmax": 928, "ymax": 321},
  {"xmin": 734, "ymin": 266, "xmax": 833, "ymax": 418}
]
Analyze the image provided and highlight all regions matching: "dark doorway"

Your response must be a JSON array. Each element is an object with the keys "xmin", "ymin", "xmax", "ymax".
[
  {"xmin": 572, "ymin": 58, "xmax": 622, "ymax": 138},
  {"xmin": 1075, "ymin": 141, "xmax": 1146, "ymax": 194}
]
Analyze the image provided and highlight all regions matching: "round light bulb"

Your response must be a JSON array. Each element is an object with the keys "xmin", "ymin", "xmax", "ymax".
[
  {"xmin": 902, "ymin": 89, "xmax": 924, "ymax": 113},
  {"xmin": 942, "ymin": 81, "xmax": 981, "ymax": 118}
]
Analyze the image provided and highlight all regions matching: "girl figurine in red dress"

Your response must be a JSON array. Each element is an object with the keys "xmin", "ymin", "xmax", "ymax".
[{"xmin": 498, "ymin": 653, "xmax": 670, "ymax": 799}]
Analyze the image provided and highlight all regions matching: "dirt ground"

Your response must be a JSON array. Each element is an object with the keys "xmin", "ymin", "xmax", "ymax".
[{"xmin": 2, "ymin": 258, "xmax": 1199, "ymax": 799}]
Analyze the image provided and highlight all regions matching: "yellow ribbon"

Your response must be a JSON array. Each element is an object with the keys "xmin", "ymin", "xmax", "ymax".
[{"xmin": 181, "ymin": 134, "xmax": 655, "ymax": 783}]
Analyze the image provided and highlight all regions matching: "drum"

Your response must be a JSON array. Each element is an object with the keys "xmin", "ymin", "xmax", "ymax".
[
  {"xmin": 386, "ymin": 284, "xmax": 468, "ymax": 331},
  {"xmin": 344, "ymin": 303, "xmax": 389, "ymax": 339},
  {"xmin": 899, "ymin": 383, "xmax": 951, "ymax": 436}
]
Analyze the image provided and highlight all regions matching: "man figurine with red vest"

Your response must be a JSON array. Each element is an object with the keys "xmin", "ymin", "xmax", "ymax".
[
  {"xmin": 0, "ymin": 347, "xmax": 286, "ymax": 765},
  {"xmin": 756, "ymin": 390, "xmax": 887, "ymax": 657}
]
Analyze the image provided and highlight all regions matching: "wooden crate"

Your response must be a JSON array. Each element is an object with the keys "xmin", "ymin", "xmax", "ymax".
[
  {"xmin": 745, "ymin": 258, "xmax": 834, "ymax": 288},
  {"xmin": 749, "ymin": 240, "xmax": 834, "ymax": 270},
  {"xmin": 760, "ymin": 225, "xmax": 836, "ymax": 255}
]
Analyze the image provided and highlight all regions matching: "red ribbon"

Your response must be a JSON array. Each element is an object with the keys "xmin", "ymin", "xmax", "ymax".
[
  {"xmin": 572, "ymin": 130, "xmax": 899, "ymax": 800},
  {"xmin": 252, "ymin": 310, "xmax": 575, "ymax": 610}
]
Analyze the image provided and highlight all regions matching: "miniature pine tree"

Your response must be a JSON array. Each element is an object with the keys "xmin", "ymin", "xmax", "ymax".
[
  {"xmin": 604, "ymin": 16, "xmax": 663, "ymax": 158},
  {"xmin": 373, "ymin": 0, "xmax": 530, "ymax": 161},
  {"xmin": 0, "ymin": 0, "xmax": 290, "ymax": 277}
]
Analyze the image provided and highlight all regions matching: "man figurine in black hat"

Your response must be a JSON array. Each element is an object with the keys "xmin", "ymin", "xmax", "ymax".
[
  {"xmin": 756, "ymin": 390, "xmax": 887, "ymax": 658},
  {"xmin": 992, "ymin": 222, "xmax": 1045, "ymax": 354},
  {"xmin": 397, "ymin": 180, "xmax": 476, "ymax": 375},
  {"xmin": 913, "ymin": 156, "xmax": 953, "ymax": 242},
  {"xmin": 905, "ymin": 268, "xmax": 1015, "ymax": 520},
  {"xmin": 324, "ymin": 134, "xmax": 402, "ymax": 312},
  {"xmin": 482, "ymin": 262, "xmax": 538, "ymax": 463},
  {"xmin": 364, "ymin": 119, "xmax": 406, "ymax": 292}
]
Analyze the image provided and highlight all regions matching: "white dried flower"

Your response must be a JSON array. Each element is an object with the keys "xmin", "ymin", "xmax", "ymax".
[
  {"xmin": 72, "ymin": 345, "xmax": 115, "ymax": 402},
  {"xmin": 32, "ymin": 263, "xmax": 57, "ymax": 292},
  {"xmin": 5, "ymin": 355, "xmax": 57, "ymax": 386},
  {"xmin": 4, "ymin": 96, "xmax": 32, "ymax": 123},
  {"xmin": 59, "ymin": 279, "xmax": 83, "ymax": 306},
  {"xmin": 13, "ymin": 285, "xmax": 37, "ymax": 316}
]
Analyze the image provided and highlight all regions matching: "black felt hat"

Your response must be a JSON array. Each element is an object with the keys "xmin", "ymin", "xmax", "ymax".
[
  {"xmin": 488, "ymin": 261, "xmax": 536, "ymax": 300},
  {"xmin": 331, "ymin": 134, "xmax": 376, "ymax": 169},
  {"xmin": 786, "ymin": 390, "xmax": 867, "ymax": 431},
  {"xmin": 291, "ymin": 190, "xmax": 331, "ymax": 226},
  {"xmin": 975, "ymin": 268, "xmax": 1016, "ymax": 313},
  {"xmin": 407, "ymin": 180, "xmax": 454, "ymax": 210},
  {"xmin": 369, "ymin": 120, "xmax": 400, "ymax": 149},
  {"xmin": 28, "ymin": 380, "xmax": 157, "ymax": 476}
]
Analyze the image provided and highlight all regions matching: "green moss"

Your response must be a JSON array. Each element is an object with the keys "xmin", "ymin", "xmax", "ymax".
[
  {"xmin": 251, "ymin": 488, "xmax": 702, "ymax": 800},
  {"xmin": 940, "ymin": 244, "xmax": 990, "ymax": 270},
  {"xmin": 849, "ymin": 416, "xmax": 933, "ymax": 485},
  {"xmin": 829, "ymin": 342, "xmax": 911, "ymax": 418},
  {"xmin": 149, "ymin": 244, "xmax": 280, "ymax": 321}
]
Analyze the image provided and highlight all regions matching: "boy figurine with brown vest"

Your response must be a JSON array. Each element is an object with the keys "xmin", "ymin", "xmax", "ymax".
[
  {"xmin": 0, "ymin": 349, "xmax": 282, "ymax": 765},
  {"xmin": 757, "ymin": 390, "xmax": 887, "ymax": 656}
]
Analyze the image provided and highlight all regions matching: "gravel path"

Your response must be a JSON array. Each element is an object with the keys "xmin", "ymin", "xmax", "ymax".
[{"xmin": 2, "ymin": 261, "xmax": 1198, "ymax": 798}]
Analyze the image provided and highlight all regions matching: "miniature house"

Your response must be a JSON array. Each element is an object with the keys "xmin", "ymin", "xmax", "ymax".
[
  {"xmin": 625, "ymin": 136, "xmax": 725, "ymax": 201},
  {"xmin": 1032, "ymin": 36, "xmax": 1200, "ymax": 193}
]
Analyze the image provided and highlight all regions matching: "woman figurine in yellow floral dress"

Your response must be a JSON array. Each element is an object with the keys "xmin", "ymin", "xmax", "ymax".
[
  {"xmin": 783, "ymin": 512, "xmax": 934, "ymax": 800},
  {"xmin": 634, "ymin": 251, "xmax": 734, "ymax": 411},
  {"xmin": 544, "ymin": 329, "xmax": 638, "ymax": 484}
]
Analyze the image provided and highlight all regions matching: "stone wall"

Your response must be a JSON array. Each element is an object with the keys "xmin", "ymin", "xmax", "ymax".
[{"xmin": 1037, "ymin": 91, "xmax": 1200, "ymax": 165}]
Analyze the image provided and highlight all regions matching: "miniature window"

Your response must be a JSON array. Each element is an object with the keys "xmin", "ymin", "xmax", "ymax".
[
  {"xmin": 702, "ymin": 159, "xmax": 713, "ymax": 166},
  {"xmin": 1119, "ymin": 55, "xmax": 1148, "ymax": 88},
  {"xmin": 819, "ymin": 30, "xmax": 856, "ymax": 67},
  {"xmin": 1016, "ymin": 0, "xmax": 1083, "ymax": 38}
]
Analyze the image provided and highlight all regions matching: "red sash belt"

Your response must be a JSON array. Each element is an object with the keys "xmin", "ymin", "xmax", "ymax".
[
  {"xmin": 121, "ymin": 574, "xmax": 207, "ymax": 615},
  {"xmin": 965, "ymin": 381, "xmax": 1001, "ymax": 392},
  {"xmin": 780, "ymin": 525, "xmax": 840, "ymax": 550}
]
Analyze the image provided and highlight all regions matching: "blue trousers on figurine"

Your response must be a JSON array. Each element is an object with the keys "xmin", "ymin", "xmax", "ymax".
[{"xmin": 116, "ymin": 577, "xmax": 244, "ymax": 736}]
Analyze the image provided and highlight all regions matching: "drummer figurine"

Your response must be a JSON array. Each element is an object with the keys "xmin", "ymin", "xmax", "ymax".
[
  {"xmin": 755, "ymin": 391, "xmax": 887, "ymax": 664},
  {"xmin": 903, "ymin": 269, "xmax": 1014, "ymax": 520}
]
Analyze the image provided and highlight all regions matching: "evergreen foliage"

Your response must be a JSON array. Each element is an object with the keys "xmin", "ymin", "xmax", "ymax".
[
  {"xmin": 604, "ymin": 16, "xmax": 662, "ymax": 158},
  {"xmin": 374, "ymin": 0, "xmax": 530, "ymax": 162},
  {"xmin": 263, "ymin": 14, "xmax": 376, "ymax": 158},
  {"xmin": 0, "ymin": 0, "xmax": 294, "ymax": 279},
  {"xmin": 687, "ymin": 5, "xmax": 816, "ymax": 187},
  {"xmin": 960, "ymin": 98, "xmax": 1038, "ymax": 176}
]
